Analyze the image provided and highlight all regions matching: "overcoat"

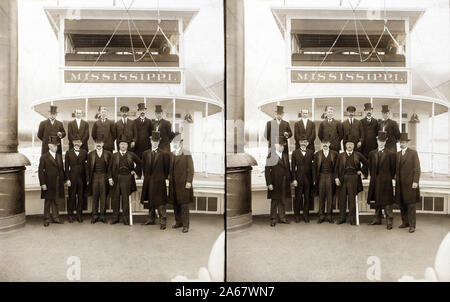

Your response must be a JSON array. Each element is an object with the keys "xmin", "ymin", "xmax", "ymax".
[
  {"xmin": 265, "ymin": 152, "xmax": 292, "ymax": 200},
  {"xmin": 395, "ymin": 148, "xmax": 421, "ymax": 204},
  {"xmin": 168, "ymin": 149, "xmax": 195, "ymax": 204},
  {"xmin": 367, "ymin": 149, "xmax": 396, "ymax": 206},
  {"xmin": 65, "ymin": 149, "xmax": 88, "ymax": 190},
  {"xmin": 360, "ymin": 117, "xmax": 379, "ymax": 158},
  {"xmin": 378, "ymin": 118, "xmax": 400, "ymax": 151},
  {"xmin": 294, "ymin": 119, "xmax": 315, "ymax": 150},
  {"xmin": 109, "ymin": 151, "xmax": 140, "ymax": 195},
  {"xmin": 37, "ymin": 119, "xmax": 66, "ymax": 154},
  {"xmin": 115, "ymin": 118, "xmax": 137, "ymax": 150},
  {"xmin": 91, "ymin": 119, "xmax": 116, "ymax": 151},
  {"xmin": 134, "ymin": 117, "xmax": 153, "ymax": 158},
  {"xmin": 342, "ymin": 118, "xmax": 364, "ymax": 148},
  {"xmin": 318, "ymin": 118, "xmax": 343, "ymax": 152},
  {"xmin": 67, "ymin": 119, "xmax": 89, "ymax": 151},
  {"xmin": 86, "ymin": 149, "xmax": 113, "ymax": 196},
  {"xmin": 152, "ymin": 119, "xmax": 176, "ymax": 152},
  {"xmin": 141, "ymin": 149, "xmax": 170, "ymax": 207},
  {"xmin": 264, "ymin": 119, "xmax": 293, "ymax": 152},
  {"xmin": 38, "ymin": 152, "xmax": 66, "ymax": 199},
  {"xmin": 313, "ymin": 149, "xmax": 338, "ymax": 196},
  {"xmin": 334, "ymin": 151, "xmax": 368, "ymax": 195}
]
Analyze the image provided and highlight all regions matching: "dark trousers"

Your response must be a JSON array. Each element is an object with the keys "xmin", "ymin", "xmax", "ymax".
[
  {"xmin": 157, "ymin": 205, "xmax": 167, "ymax": 226},
  {"xmin": 112, "ymin": 174, "xmax": 131, "ymax": 221},
  {"xmin": 174, "ymin": 203, "xmax": 190, "ymax": 228},
  {"xmin": 374, "ymin": 204, "xmax": 394, "ymax": 225},
  {"xmin": 92, "ymin": 173, "xmax": 107, "ymax": 218},
  {"xmin": 44, "ymin": 199, "xmax": 59, "ymax": 223},
  {"xmin": 293, "ymin": 179, "xmax": 311, "ymax": 218},
  {"xmin": 338, "ymin": 174, "xmax": 358, "ymax": 223},
  {"xmin": 270, "ymin": 199, "xmax": 286, "ymax": 222},
  {"xmin": 318, "ymin": 173, "xmax": 334, "ymax": 220},
  {"xmin": 67, "ymin": 181, "xmax": 84, "ymax": 217},
  {"xmin": 400, "ymin": 202, "xmax": 416, "ymax": 228}
]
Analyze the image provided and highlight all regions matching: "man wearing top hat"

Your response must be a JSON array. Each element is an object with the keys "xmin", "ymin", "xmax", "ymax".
[
  {"xmin": 264, "ymin": 105, "xmax": 293, "ymax": 156},
  {"xmin": 342, "ymin": 106, "xmax": 364, "ymax": 151},
  {"xmin": 37, "ymin": 105, "xmax": 66, "ymax": 155},
  {"xmin": 87, "ymin": 135, "xmax": 113, "ymax": 224},
  {"xmin": 109, "ymin": 135, "xmax": 141, "ymax": 225},
  {"xmin": 395, "ymin": 133, "xmax": 421, "ymax": 233},
  {"xmin": 141, "ymin": 131, "xmax": 171, "ymax": 229},
  {"xmin": 265, "ymin": 136, "xmax": 292, "ymax": 227},
  {"xmin": 152, "ymin": 105, "xmax": 176, "ymax": 152},
  {"xmin": 318, "ymin": 106, "xmax": 343, "ymax": 153},
  {"xmin": 294, "ymin": 108, "xmax": 316, "ymax": 151},
  {"xmin": 92, "ymin": 106, "xmax": 116, "ymax": 152},
  {"xmin": 379, "ymin": 105, "xmax": 401, "ymax": 152},
  {"xmin": 115, "ymin": 106, "xmax": 137, "ymax": 151},
  {"xmin": 68, "ymin": 108, "xmax": 89, "ymax": 152},
  {"xmin": 65, "ymin": 136, "xmax": 88, "ymax": 223},
  {"xmin": 314, "ymin": 136, "xmax": 338, "ymax": 223},
  {"xmin": 291, "ymin": 134, "xmax": 314, "ymax": 223},
  {"xmin": 168, "ymin": 134, "xmax": 194, "ymax": 233},
  {"xmin": 38, "ymin": 136, "xmax": 66, "ymax": 226},
  {"xmin": 367, "ymin": 131, "xmax": 397, "ymax": 230},
  {"xmin": 134, "ymin": 103, "xmax": 153, "ymax": 178},
  {"xmin": 360, "ymin": 103, "xmax": 379, "ymax": 159},
  {"xmin": 335, "ymin": 138, "xmax": 368, "ymax": 225}
]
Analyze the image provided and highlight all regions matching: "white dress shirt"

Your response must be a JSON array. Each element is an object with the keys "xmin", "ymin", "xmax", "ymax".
[
  {"xmin": 76, "ymin": 118, "xmax": 81, "ymax": 129},
  {"xmin": 401, "ymin": 147, "xmax": 408, "ymax": 156},
  {"xmin": 96, "ymin": 150, "xmax": 103, "ymax": 158},
  {"xmin": 275, "ymin": 150, "xmax": 283, "ymax": 159},
  {"xmin": 302, "ymin": 118, "xmax": 308, "ymax": 128},
  {"xmin": 323, "ymin": 149, "xmax": 329, "ymax": 157},
  {"xmin": 49, "ymin": 151, "xmax": 56, "ymax": 159}
]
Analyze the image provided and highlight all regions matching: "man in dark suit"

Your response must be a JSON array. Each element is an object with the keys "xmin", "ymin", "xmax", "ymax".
[
  {"xmin": 87, "ymin": 135, "xmax": 113, "ymax": 224},
  {"xmin": 169, "ymin": 134, "xmax": 194, "ymax": 233},
  {"xmin": 134, "ymin": 103, "xmax": 153, "ymax": 178},
  {"xmin": 367, "ymin": 131, "xmax": 397, "ymax": 230},
  {"xmin": 335, "ymin": 139, "xmax": 368, "ymax": 225},
  {"xmin": 115, "ymin": 106, "xmax": 137, "ymax": 151},
  {"xmin": 314, "ymin": 137, "xmax": 338, "ymax": 223},
  {"xmin": 141, "ymin": 131, "xmax": 171, "ymax": 230},
  {"xmin": 152, "ymin": 105, "xmax": 176, "ymax": 152},
  {"xmin": 68, "ymin": 108, "xmax": 89, "ymax": 152},
  {"xmin": 318, "ymin": 106, "xmax": 343, "ymax": 153},
  {"xmin": 265, "ymin": 137, "xmax": 292, "ymax": 227},
  {"xmin": 37, "ymin": 105, "xmax": 66, "ymax": 154},
  {"xmin": 379, "ymin": 105, "xmax": 401, "ymax": 152},
  {"xmin": 109, "ymin": 135, "xmax": 141, "ymax": 225},
  {"xmin": 291, "ymin": 135, "xmax": 314, "ymax": 223},
  {"xmin": 92, "ymin": 106, "xmax": 116, "ymax": 152},
  {"xmin": 294, "ymin": 108, "xmax": 315, "ymax": 151},
  {"xmin": 342, "ymin": 106, "xmax": 364, "ymax": 151},
  {"xmin": 360, "ymin": 103, "xmax": 379, "ymax": 160},
  {"xmin": 395, "ymin": 133, "xmax": 421, "ymax": 233},
  {"xmin": 38, "ymin": 136, "xmax": 66, "ymax": 226},
  {"xmin": 264, "ymin": 105, "xmax": 292, "ymax": 156},
  {"xmin": 65, "ymin": 136, "xmax": 88, "ymax": 223}
]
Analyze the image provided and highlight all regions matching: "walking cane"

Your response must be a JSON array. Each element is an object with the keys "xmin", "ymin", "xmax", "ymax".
[
  {"xmin": 129, "ymin": 195, "xmax": 133, "ymax": 226},
  {"xmin": 355, "ymin": 195, "xmax": 359, "ymax": 226}
]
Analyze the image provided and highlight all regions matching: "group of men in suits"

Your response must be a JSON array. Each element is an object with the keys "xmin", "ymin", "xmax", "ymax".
[
  {"xmin": 37, "ymin": 104, "xmax": 194, "ymax": 233},
  {"xmin": 264, "ymin": 104, "xmax": 421, "ymax": 233}
]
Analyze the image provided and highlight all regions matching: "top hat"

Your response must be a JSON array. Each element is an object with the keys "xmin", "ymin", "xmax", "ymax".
[
  {"xmin": 345, "ymin": 136, "xmax": 356, "ymax": 145},
  {"xmin": 346, "ymin": 106, "xmax": 356, "ymax": 113},
  {"xmin": 48, "ymin": 136, "xmax": 60, "ymax": 145},
  {"xmin": 364, "ymin": 103, "xmax": 373, "ymax": 111},
  {"xmin": 155, "ymin": 105, "xmax": 163, "ymax": 113},
  {"xmin": 381, "ymin": 105, "xmax": 390, "ymax": 113},
  {"xmin": 94, "ymin": 134, "xmax": 104, "ymax": 143},
  {"xmin": 377, "ymin": 131, "xmax": 387, "ymax": 141},
  {"xmin": 120, "ymin": 106, "xmax": 130, "ymax": 113},
  {"xmin": 49, "ymin": 105, "xmax": 58, "ymax": 114},
  {"xmin": 118, "ymin": 134, "xmax": 129, "ymax": 144},
  {"xmin": 137, "ymin": 103, "xmax": 146, "ymax": 111},
  {"xmin": 98, "ymin": 106, "xmax": 107, "ymax": 112},
  {"xmin": 399, "ymin": 132, "xmax": 410, "ymax": 141},
  {"xmin": 151, "ymin": 131, "xmax": 161, "ymax": 141},
  {"xmin": 275, "ymin": 105, "xmax": 284, "ymax": 114}
]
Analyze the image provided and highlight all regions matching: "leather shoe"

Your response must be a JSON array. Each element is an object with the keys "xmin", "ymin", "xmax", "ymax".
[
  {"xmin": 408, "ymin": 227, "xmax": 415, "ymax": 233},
  {"xmin": 142, "ymin": 219, "xmax": 155, "ymax": 225},
  {"xmin": 270, "ymin": 222, "xmax": 276, "ymax": 227},
  {"xmin": 369, "ymin": 220, "xmax": 382, "ymax": 225},
  {"xmin": 398, "ymin": 223, "xmax": 409, "ymax": 229},
  {"xmin": 110, "ymin": 219, "xmax": 120, "ymax": 225},
  {"xmin": 76, "ymin": 216, "xmax": 83, "ymax": 223},
  {"xmin": 44, "ymin": 222, "xmax": 50, "ymax": 227},
  {"xmin": 160, "ymin": 224, "xmax": 166, "ymax": 230},
  {"xmin": 387, "ymin": 225, "xmax": 393, "ymax": 230},
  {"xmin": 317, "ymin": 219, "xmax": 324, "ymax": 224},
  {"xmin": 336, "ymin": 220, "xmax": 345, "ymax": 225},
  {"xmin": 53, "ymin": 219, "xmax": 64, "ymax": 224},
  {"xmin": 279, "ymin": 219, "xmax": 290, "ymax": 224},
  {"xmin": 99, "ymin": 217, "xmax": 106, "ymax": 223},
  {"xmin": 182, "ymin": 227, "xmax": 189, "ymax": 233},
  {"xmin": 172, "ymin": 224, "xmax": 183, "ymax": 229},
  {"xmin": 91, "ymin": 217, "xmax": 98, "ymax": 224},
  {"xmin": 294, "ymin": 216, "xmax": 301, "ymax": 223},
  {"xmin": 68, "ymin": 215, "xmax": 74, "ymax": 223},
  {"xmin": 303, "ymin": 217, "xmax": 310, "ymax": 223}
]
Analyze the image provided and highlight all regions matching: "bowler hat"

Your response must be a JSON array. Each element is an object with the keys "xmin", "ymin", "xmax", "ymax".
[
  {"xmin": 298, "ymin": 134, "xmax": 308, "ymax": 142},
  {"xmin": 377, "ymin": 131, "xmax": 387, "ymax": 141},
  {"xmin": 120, "ymin": 106, "xmax": 130, "ymax": 113},
  {"xmin": 346, "ymin": 106, "xmax": 356, "ymax": 113},
  {"xmin": 151, "ymin": 131, "xmax": 161, "ymax": 141},
  {"xmin": 321, "ymin": 135, "xmax": 332, "ymax": 143},
  {"xmin": 276, "ymin": 105, "xmax": 284, "ymax": 114},
  {"xmin": 364, "ymin": 103, "xmax": 373, "ymax": 111},
  {"xmin": 118, "ymin": 134, "xmax": 129, "ymax": 144},
  {"xmin": 48, "ymin": 136, "xmax": 60, "ymax": 145},
  {"xmin": 72, "ymin": 135, "xmax": 82, "ymax": 142},
  {"xmin": 94, "ymin": 135, "xmax": 104, "ymax": 143},
  {"xmin": 49, "ymin": 105, "xmax": 58, "ymax": 114},
  {"xmin": 137, "ymin": 103, "xmax": 146, "ymax": 111},
  {"xmin": 155, "ymin": 105, "xmax": 163, "ymax": 113},
  {"xmin": 399, "ymin": 132, "xmax": 410, "ymax": 141},
  {"xmin": 381, "ymin": 105, "xmax": 390, "ymax": 113}
]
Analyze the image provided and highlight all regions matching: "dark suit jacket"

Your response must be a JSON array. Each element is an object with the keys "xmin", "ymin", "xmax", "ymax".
[
  {"xmin": 367, "ymin": 149, "xmax": 396, "ymax": 206},
  {"xmin": 134, "ymin": 117, "xmax": 153, "ymax": 157},
  {"xmin": 334, "ymin": 151, "xmax": 368, "ymax": 194},
  {"xmin": 86, "ymin": 149, "xmax": 113, "ymax": 196},
  {"xmin": 37, "ymin": 119, "xmax": 66, "ymax": 154},
  {"xmin": 360, "ymin": 117, "xmax": 379, "ymax": 157},
  {"xmin": 318, "ymin": 119, "xmax": 343, "ymax": 152},
  {"xmin": 264, "ymin": 119, "xmax": 293, "ymax": 151},
  {"xmin": 152, "ymin": 118, "xmax": 176, "ymax": 152},
  {"xmin": 378, "ymin": 118, "xmax": 401, "ymax": 151},
  {"xmin": 68, "ymin": 119, "xmax": 89, "ymax": 151},
  {"xmin": 141, "ymin": 149, "xmax": 171, "ymax": 206},
  {"xmin": 115, "ymin": 118, "xmax": 137, "ymax": 150},
  {"xmin": 64, "ymin": 149, "xmax": 88, "ymax": 188},
  {"xmin": 109, "ymin": 151, "xmax": 141, "ymax": 195},
  {"xmin": 294, "ymin": 119, "xmax": 316, "ymax": 151},
  {"xmin": 342, "ymin": 118, "xmax": 364, "ymax": 148},
  {"xmin": 395, "ymin": 148, "xmax": 421, "ymax": 204},
  {"xmin": 92, "ymin": 119, "xmax": 116, "ymax": 152},
  {"xmin": 313, "ymin": 149, "xmax": 338, "ymax": 195},
  {"xmin": 291, "ymin": 148, "xmax": 314, "ymax": 183},
  {"xmin": 168, "ymin": 149, "xmax": 194, "ymax": 204},
  {"xmin": 38, "ymin": 152, "xmax": 66, "ymax": 199},
  {"xmin": 265, "ymin": 152, "xmax": 292, "ymax": 200}
]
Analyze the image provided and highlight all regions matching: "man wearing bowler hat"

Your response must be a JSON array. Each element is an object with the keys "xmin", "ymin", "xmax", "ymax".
[
  {"xmin": 318, "ymin": 106, "xmax": 343, "ymax": 153},
  {"xmin": 92, "ymin": 106, "xmax": 116, "ymax": 152},
  {"xmin": 379, "ymin": 105, "xmax": 401, "ymax": 152},
  {"xmin": 342, "ymin": 106, "xmax": 364, "ymax": 151},
  {"xmin": 152, "ymin": 105, "xmax": 176, "ymax": 152},
  {"xmin": 141, "ymin": 131, "xmax": 171, "ymax": 229},
  {"xmin": 360, "ymin": 103, "xmax": 379, "ymax": 173},
  {"xmin": 395, "ymin": 133, "xmax": 421, "ymax": 233},
  {"xmin": 335, "ymin": 138, "xmax": 368, "ymax": 225},
  {"xmin": 65, "ymin": 136, "xmax": 88, "ymax": 223},
  {"xmin": 294, "ymin": 108, "xmax": 315, "ymax": 151},
  {"xmin": 264, "ymin": 105, "xmax": 293, "ymax": 156},
  {"xmin": 134, "ymin": 103, "xmax": 153, "ymax": 178},
  {"xmin": 38, "ymin": 136, "xmax": 66, "ymax": 226},
  {"xmin": 367, "ymin": 131, "xmax": 396, "ymax": 230},
  {"xmin": 115, "ymin": 106, "xmax": 137, "ymax": 151},
  {"xmin": 68, "ymin": 108, "xmax": 89, "ymax": 152},
  {"xmin": 37, "ymin": 105, "xmax": 66, "ymax": 155}
]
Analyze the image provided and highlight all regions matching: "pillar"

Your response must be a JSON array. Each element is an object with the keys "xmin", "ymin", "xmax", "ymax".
[
  {"xmin": 0, "ymin": 0, "xmax": 30, "ymax": 231},
  {"xmin": 225, "ymin": 0, "xmax": 257, "ymax": 231}
]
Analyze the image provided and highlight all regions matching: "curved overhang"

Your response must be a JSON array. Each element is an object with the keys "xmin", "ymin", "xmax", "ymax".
[{"xmin": 32, "ymin": 94, "xmax": 223, "ymax": 120}]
